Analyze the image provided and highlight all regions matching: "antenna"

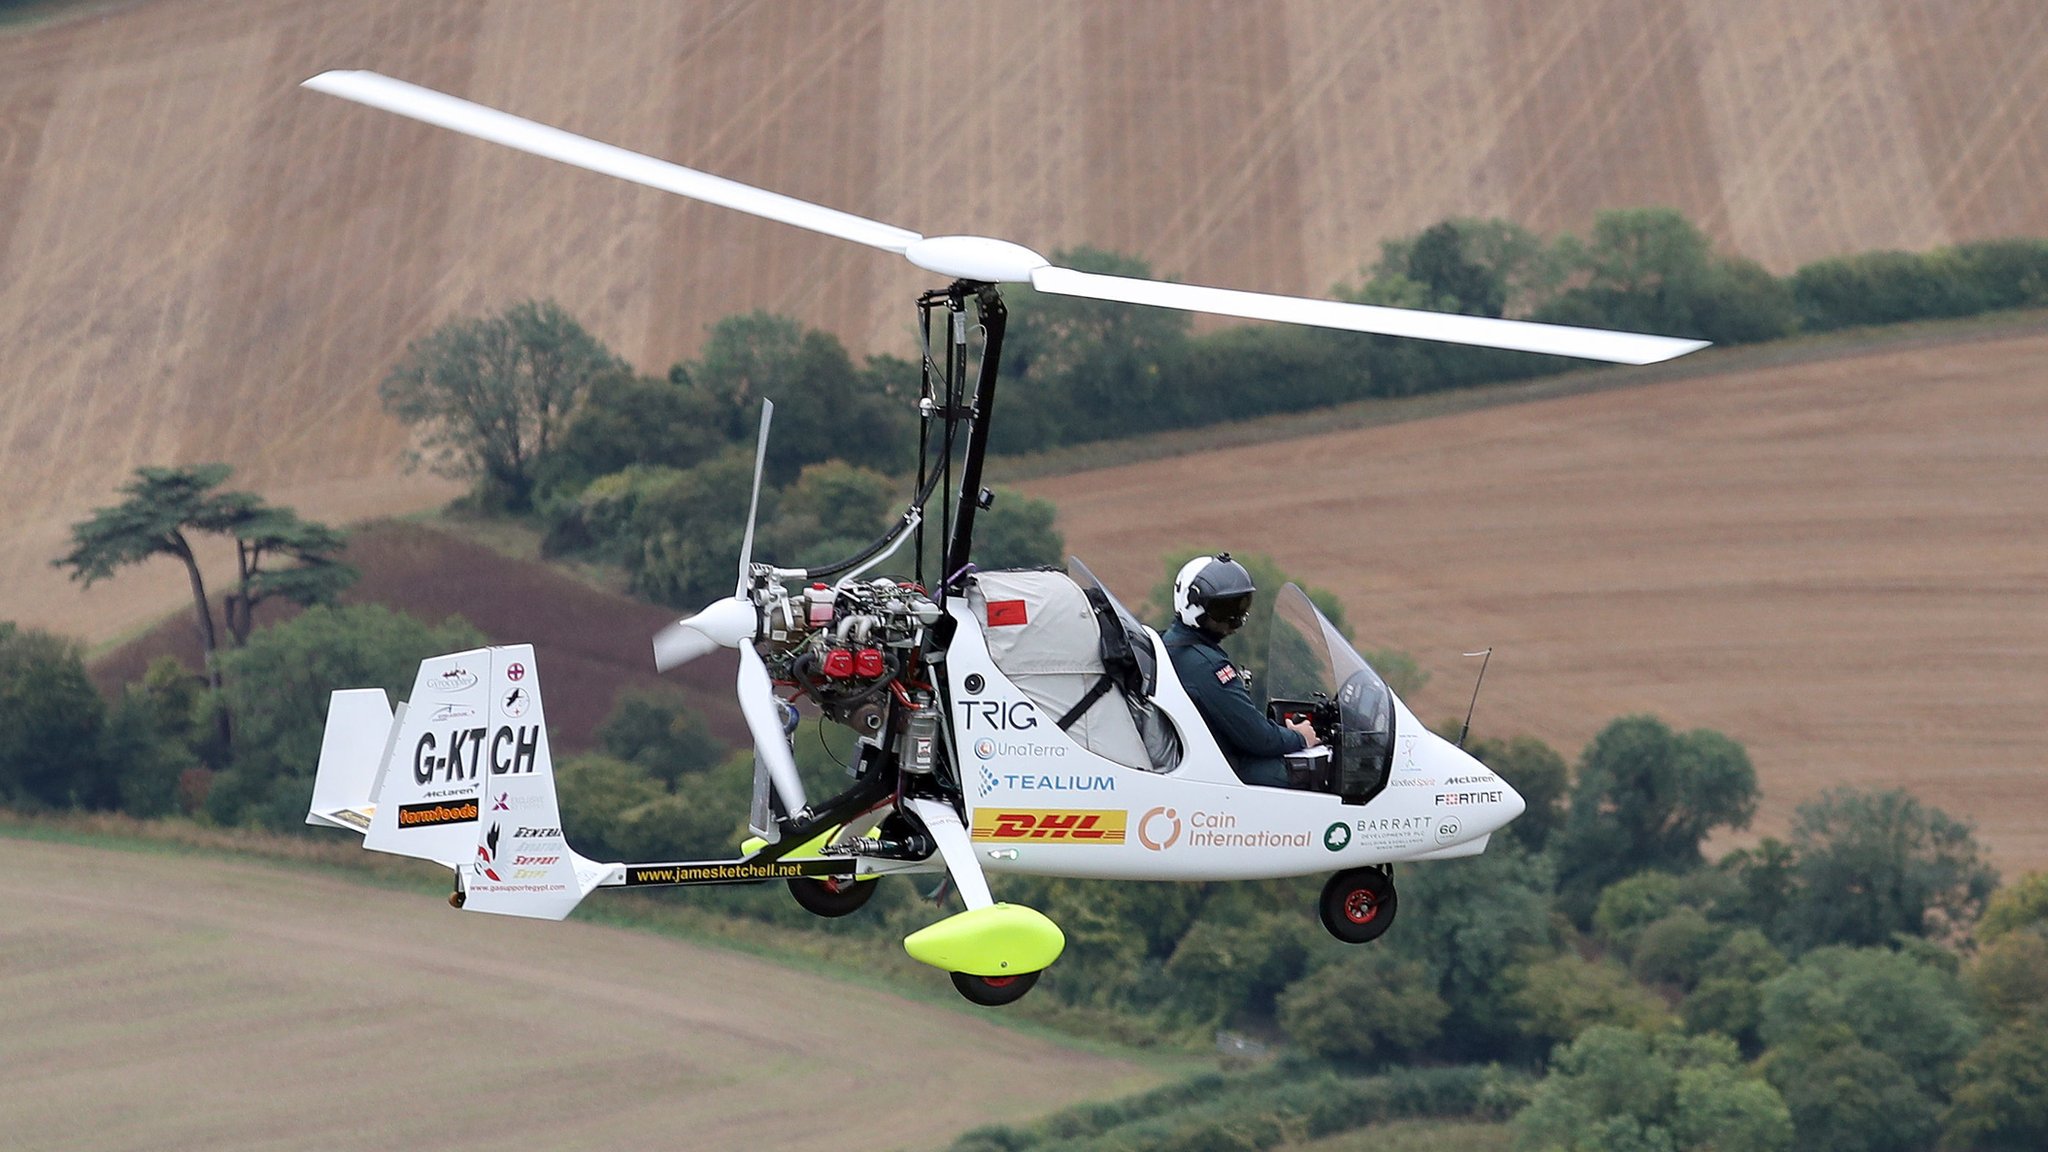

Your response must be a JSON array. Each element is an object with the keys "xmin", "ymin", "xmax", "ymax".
[{"xmin": 1456, "ymin": 648, "xmax": 1493, "ymax": 750}]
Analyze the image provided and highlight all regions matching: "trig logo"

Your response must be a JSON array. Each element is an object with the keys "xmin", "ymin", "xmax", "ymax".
[
  {"xmin": 974, "ymin": 738, "xmax": 997, "ymax": 762},
  {"xmin": 1138, "ymin": 805, "xmax": 1182, "ymax": 851},
  {"xmin": 977, "ymin": 766, "xmax": 1000, "ymax": 796}
]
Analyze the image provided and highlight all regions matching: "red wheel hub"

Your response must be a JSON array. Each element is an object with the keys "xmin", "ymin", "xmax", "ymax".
[
  {"xmin": 981, "ymin": 975, "xmax": 1017, "ymax": 988},
  {"xmin": 1344, "ymin": 889, "xmax": 1380, "ymax": 924}
]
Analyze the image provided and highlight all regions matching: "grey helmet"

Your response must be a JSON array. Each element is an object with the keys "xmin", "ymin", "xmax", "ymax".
[{"xmin": 1173, "ymin": 553, "xmax": 1257, "ymax": 631}]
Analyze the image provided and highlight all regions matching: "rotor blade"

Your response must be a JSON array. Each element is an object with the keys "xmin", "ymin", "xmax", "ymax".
[
  {"xmin": 736, "ymin": 399, "xmax": 772, "ymax": 596},
  {"xmin": 1030, "ymin": 267, "xmax": 1708, "ymax": 365},
  {"xmin": 738, "ymin": 644, "xmax": 807, "ymax": 814},
  {"xmin": 301, "ymin": 70, "xmax": 922, "ymax": 254}
]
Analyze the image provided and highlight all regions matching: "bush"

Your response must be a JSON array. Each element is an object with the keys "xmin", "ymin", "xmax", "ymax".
[{"xmin": 1278, "ymin": 951, "xmax": 1449, "ymax": 1064}]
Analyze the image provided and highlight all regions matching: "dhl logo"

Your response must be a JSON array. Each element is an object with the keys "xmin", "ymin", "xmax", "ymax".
[{"xmin": 970, "ymin": 808, "xmax": 1127, "ymax": 844}]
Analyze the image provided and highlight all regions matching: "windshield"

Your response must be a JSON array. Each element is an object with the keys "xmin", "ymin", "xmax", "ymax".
[{"xmin": 1266, "ymin": 584, "xmax": 1395, "ymax": 799}]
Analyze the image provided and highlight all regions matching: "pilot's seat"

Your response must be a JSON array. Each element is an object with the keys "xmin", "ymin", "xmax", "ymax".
[{"xmin": 966, "ymin": 568, "xmax": 1181, "ymax": 772}]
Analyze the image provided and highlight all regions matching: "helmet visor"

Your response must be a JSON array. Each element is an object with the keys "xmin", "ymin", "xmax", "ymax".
[{"xmin": 1204, "ymin": 592, "xmax": 1254, "ymax": 629}]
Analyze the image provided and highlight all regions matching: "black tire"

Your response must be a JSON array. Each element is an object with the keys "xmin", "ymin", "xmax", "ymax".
[
  {"xmin": 1319, "ymin": 867, "xmax": 1397, "ymax": 943},
  {"xmin": 950, "ymin": 969, "xmax": 1041, "ymax": 1007},
  {"xmin": 787, "ymin": 874, "xmax": 878, "ymax": 918}
]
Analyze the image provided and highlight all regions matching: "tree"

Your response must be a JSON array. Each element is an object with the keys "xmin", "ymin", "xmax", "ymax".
[
  {"xmin": 1279, "ymin": 949, "xmax": 1449, "ymax": 1064},
  {"xmin": 1976, "ymin": 870, "xmax": 2048, "ymax": 943},
  {"xmin": 1781, "ymin": 787, "xmax": 1997, "ymax": 950},
  {"xmin": 1942, "ymin": 1010, "xmax": 2048, "ymax": 1152},
  {"xmin": 1516, "ymin": 1027, "xmax": 1791, "ymax": 1152},
  {"xmin": 1761, "ymin": 1041, "xmax": 1939, "ymax": 1152},
  {"xmin": 1554, "ymin": 716, "xmax": 1757, "ymax": 922},
  {"xmin": 1507, "ymin": 953, "xmax": 1671, "ymax": 1054},
  {"xmin": 382, "ymin": 299, "xmax": 630, "ymax": 511},
  {"xmin": 1384, "ymin": 843, "xmax": 1559, "ymax": 1060},
  {"xmin": 532, "ymin": 368, "xmax": 727, "ymax": 501},
  {"xmin": 1470, "ymin": 735, "xmax": 1568, "ymax": 853},
  {"xmin": 682, "ymin": 311, "xmax": 907, "ymax": 483},
  {"xmin": 54, "ymin": 465, "xmax": 356, "ymax": 699},
  {"xmin": 0, "ymin": 623, "xmax": 111, "ymax": 810},
  {"xmin": 204, "ymin": 605, "xmax": 485, "ymax": 830},
  {"xmin": 1757, "ymin": 946, "xmax": 1978, "ymax": 1100},
  {"xmin": 596, "ymin": 687, "xmax": 729, "ymax": 788}
]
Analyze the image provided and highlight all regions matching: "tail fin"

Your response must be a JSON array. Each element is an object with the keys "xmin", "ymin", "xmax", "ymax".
[
  {"xmin": 457, "ymin": 645, "xmax": 616, "ymax": 920},
  {"xmin": 306, "ymin": 688, "xmax": 398, "ymax": 834},
  {"xmin": 362, "ymin": 648, "xmax": 493, "ymax": 867}
]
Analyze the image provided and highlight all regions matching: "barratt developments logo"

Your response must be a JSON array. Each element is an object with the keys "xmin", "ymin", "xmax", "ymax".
[
  {"xmin": 970, "ymin": 809, "xmax": 1126, "ymax": 843},
  {"xmin": 1323, "ymin": 821, "xmax": 1352, "ymax": 852}
]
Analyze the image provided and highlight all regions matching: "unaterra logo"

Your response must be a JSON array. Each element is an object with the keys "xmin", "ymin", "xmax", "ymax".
[{"xmin": 970, "ymin": 809, "xmax": 1126, "ymax": 844}]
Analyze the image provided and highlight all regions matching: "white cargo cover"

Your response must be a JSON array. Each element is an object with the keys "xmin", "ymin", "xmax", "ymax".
[{"xmin": 967, "ymin": 569, "xmax": 1153, "ymax": 770}]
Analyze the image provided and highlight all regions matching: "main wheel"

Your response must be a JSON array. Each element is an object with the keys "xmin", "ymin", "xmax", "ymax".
[
  {"xmin": 1319, "ymin": 867, "xmax": 1397, "ymax": 943},
  {"xmin": 950, "ymin": 969, "xmax": 1041, "ymax": 1007},
  {"xmin": 787, "ymin": 873, "xmax": 877, "ymax": 918}
]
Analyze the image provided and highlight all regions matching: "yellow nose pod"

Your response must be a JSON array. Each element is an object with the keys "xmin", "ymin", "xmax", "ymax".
[{"xmin": 903, "ymin": 904, "xmax": 1066, "ymax": 976}]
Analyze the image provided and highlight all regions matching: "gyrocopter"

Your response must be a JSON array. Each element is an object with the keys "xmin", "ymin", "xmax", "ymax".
[{"xmin": 300, "ymin": 72, "xmax": 1706, "ymax": 1005}]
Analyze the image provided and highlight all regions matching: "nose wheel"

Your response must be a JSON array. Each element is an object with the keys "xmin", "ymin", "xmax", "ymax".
[
  {"xmin": 1319, "ymin": 867, "xmax": 1397, "ymax": 943},
  {"xmin": 950, "ymin": 969, "xmax": 1041, "ymax": 1006}
]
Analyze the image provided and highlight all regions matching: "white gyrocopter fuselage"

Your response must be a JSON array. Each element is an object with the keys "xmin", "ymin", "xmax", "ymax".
[{"xmin": 298, "ymin": 69, "xmax": 1695, "ymax": 1005}]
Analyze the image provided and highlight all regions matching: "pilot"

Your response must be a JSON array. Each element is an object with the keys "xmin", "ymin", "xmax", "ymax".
[{"xmin": 1164, "ymin": 554, "xmax": 1320, "ymax": 787}]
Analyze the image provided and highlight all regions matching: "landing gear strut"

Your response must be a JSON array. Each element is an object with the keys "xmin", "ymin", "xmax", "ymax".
[{"xmin": 1319, "ymin": 866, "xmax": 1397, "ymax": 943}]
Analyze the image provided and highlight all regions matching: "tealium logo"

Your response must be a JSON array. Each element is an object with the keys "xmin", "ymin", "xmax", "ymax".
[{"xmin": 978, "ymin": 765, "xmax": 1000, "ymax": 796}]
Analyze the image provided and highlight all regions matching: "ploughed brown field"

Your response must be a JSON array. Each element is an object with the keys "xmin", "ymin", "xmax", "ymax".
[
  {"xmin": 0, "ymin": 834, "xmax": 1163, "ymax": 1150},
  {"xmin": 1022, "ymin": 325, "xmax": 2048, "ymax": 873},
  {"xmin": 6, "ymin": 0, "xmax": 2048, "ymax": 646}
]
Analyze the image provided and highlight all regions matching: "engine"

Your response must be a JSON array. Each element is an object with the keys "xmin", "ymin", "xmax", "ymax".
[{"xmin": 753, "ymin": 576, "xmax": 943, "ymax": 741}]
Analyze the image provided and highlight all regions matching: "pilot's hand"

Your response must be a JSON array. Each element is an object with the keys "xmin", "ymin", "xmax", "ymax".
[{"xmin": 1287, "ymin": 718, "xmax": 1322, "ymax": 748}]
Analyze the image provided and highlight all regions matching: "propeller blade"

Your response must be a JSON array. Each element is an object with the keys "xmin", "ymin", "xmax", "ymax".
[
  {"xmin": 738, "ymin": 644, "xmax": 807, "ymax": 814},
  {"xmin": 736, "ymin": 399, "xmax": 772, "ymax": 596},
  {"xmin": 1029, "ymin": 267, "xmax": 1708, "ymax": 366},
  {"xmin": 301, "ymin": 70, "xmax": 921, "ymax": 254},
  {"xmin": 652, "ymin": 596, "xmax": 756, "ymax": 672},
  {"xmin": 303, "ymin": 71, "xmax": 1707, "ymax": 365}
]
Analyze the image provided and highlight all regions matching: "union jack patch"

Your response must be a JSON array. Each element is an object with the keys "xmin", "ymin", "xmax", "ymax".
[{"xmin": 1215, "ymin": 665, "xmax": 1237, "ymax": 685}]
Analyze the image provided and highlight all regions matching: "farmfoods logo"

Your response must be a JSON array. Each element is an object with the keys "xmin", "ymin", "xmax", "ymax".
[{"xmin": 398, "ymin": 799, "xmax": 477, "ymax": 827}]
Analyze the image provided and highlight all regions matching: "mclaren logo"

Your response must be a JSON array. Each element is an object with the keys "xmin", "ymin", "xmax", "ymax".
[{"xmin": 970, "ymin": 809, "xmax": 1126, "ymax": 843}]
